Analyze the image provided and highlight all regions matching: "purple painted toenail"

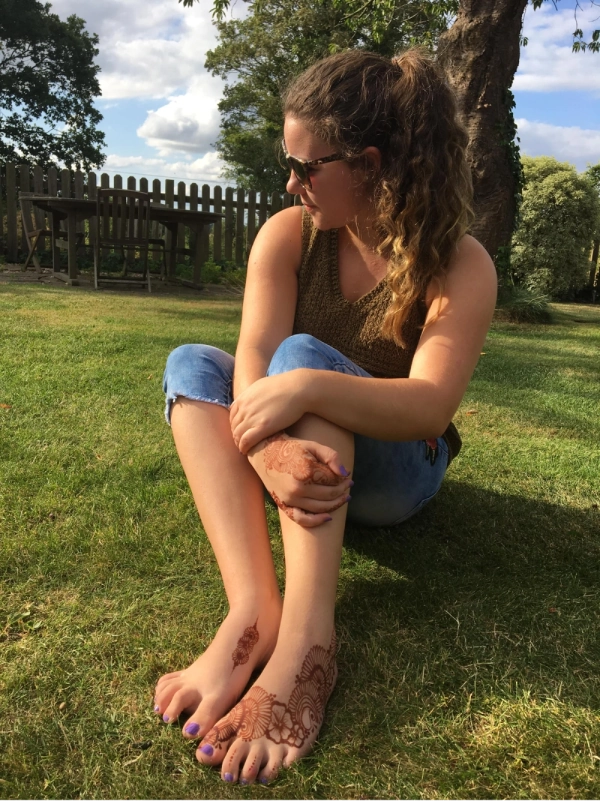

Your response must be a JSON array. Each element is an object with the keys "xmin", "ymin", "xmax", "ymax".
[
  {"xmin": 260, "ymin": 777, "xmax": 269, "ymax": 785},
  {"xmin": 154, "ymin": 705, "xmax": 160, "ymax": 712},
  {"xmin": 240, "ymin": 778, "xmax": 249, "ymax": 785},
  {"xmin": 184, "ymin": 722, "xmax": 200, "ymax": 736},
  {"xmin": 162, "ymin": 714, "xmax": 170, "ymax": 723},
  {"xmin": 200, "ymin": 744, "xmax": 214, "ymax": 756},
  {"xmin": 224, "ymin": 772, "xmax": 234, "ymax": 782}
]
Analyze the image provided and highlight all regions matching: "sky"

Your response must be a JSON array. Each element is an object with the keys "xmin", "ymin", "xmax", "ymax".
[{"xmin": 48, "ymin": 0, "xmax": 600, "ymax": 185}]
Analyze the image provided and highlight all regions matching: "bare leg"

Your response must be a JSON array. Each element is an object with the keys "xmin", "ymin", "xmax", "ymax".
[
  {"xmin": 197, "ymin": 413, "xmax": 353, "ymax": 784},
  {"xmin": 154, "ymin": 399, "xmax": 283, "ymax": 740}
]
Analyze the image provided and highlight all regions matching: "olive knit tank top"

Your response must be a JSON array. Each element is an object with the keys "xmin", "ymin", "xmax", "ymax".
[{"xmin": 292, "ymin": 211, "xmax": 462, "ymax": 463}]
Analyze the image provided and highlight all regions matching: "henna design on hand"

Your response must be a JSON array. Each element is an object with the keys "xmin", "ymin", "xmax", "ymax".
[
  {"xmin": 204, "ymin": 633, "xmax": 337, "ymax": 752},
  {"xmin": 264, "ymin": 434, "xmax": 340, "ymax": 486},
  {"xmin": 232, "ymin": 619, "xmax": 260, "ymax": 671},
  {"xmin": 269, "ymin": 490, "xmax": 296, "ymax": 520}
]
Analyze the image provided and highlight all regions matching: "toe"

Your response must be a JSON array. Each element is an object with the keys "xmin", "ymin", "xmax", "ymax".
[
  {"xmin": 162, "ymin": 687, "xmax": 198, "ymax": 724},
  {"xmin": 257, "ymin": 748, "xmax": 285, "ymax": 785},
  {"xmin": 239, "ymin": 744, "xmax": 267, "ymax": 785},
  {"xmin": 222, "ymin": 739, "xmax": 250, "ymax": 783},
  {"xmin": 181, "ymin": 695, "xmax": 223, "ymax": 740}
]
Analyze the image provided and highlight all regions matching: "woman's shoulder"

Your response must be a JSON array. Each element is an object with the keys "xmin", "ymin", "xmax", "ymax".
[
  {"xmin": 425, "ymin": 234, "xmax": 497, "ymax": 309},
  {"xmin": 248, "ymin": 205, "xmax": 304, "ymax": 275}
]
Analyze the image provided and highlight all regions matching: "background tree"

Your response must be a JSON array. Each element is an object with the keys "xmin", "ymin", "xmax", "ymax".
[
  {"xmin": 0, "ymin": 0, "xmax": 105, "ymax": 170},
  {"xmin": 510, "ymin": 156, "xmax": 600, "ymax": 299},
  {"xmin": 184, "ymin": 0, "xmax": 599, "ymax": 261},
  {"xmin": 205, "ymin": 0, "xmax": 457, "ymax": 191}
]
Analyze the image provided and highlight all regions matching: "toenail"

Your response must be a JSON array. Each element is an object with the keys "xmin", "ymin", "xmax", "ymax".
[
  {"xmin": 224, "ymin": 772, "xmax": 234, "ymax": 782},
  {"xmin": 184, "ymin": 722, "xmax": 200, "ymax": 736},
  {"xmin": 200, "ymin": 744, "xmax": 214, "ymax": 756},
  {"xmin": 260, "ymin": 777, "xmax": 269, "ymax": 785},
  {"xmin": 162, "ymin": 714, "xmax": 170, "ymax": 723},
  {"xmin": 154, "ymin": 705, "xmax": 160, "ymax": 712},
  {"xmin": 240, "ymin": 778, "xmax": 249, "ymax": 785}
]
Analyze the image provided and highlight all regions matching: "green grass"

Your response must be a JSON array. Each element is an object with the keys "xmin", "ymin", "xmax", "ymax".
[{"xmin": 1, "ymin": 286, "xmax": 599, "ymax": 799}]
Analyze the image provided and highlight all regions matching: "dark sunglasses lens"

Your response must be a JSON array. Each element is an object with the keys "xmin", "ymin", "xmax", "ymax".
[{"xmin": 287, "ymin": 156, "xmax": 310, "ymax": 188}]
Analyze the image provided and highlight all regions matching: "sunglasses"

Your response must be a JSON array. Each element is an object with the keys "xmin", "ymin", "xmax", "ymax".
[{"xmin": 281, "ymin": 139, "xmax": 346, "ymax": 190}]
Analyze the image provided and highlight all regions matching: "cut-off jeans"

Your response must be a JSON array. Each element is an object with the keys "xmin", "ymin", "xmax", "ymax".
[{"xmin": 163, "ymin": 334, "xmax": 448, "ymax": 528}]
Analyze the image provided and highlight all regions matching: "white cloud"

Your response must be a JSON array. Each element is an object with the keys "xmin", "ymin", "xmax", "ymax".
[
  {"xmin": 515, "ymin": 4, "xmax": 600, "ymax": 93},
  {"xmin": 103, "ymin": 152, "xmax": 226, "ymax": 183},
  {"xmin": 516, "ymin": 118, "xmax": 600, "ymax": 171},
  {"xmin": 136, "ymin": 80, "xmax": 224, "ymax": 155}
]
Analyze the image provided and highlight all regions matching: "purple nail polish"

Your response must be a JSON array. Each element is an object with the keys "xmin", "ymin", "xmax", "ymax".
[
  {"xmin": 154, "ymin": 705, "xmax": 160, "ymax": 712},
  {"xmin": 348, "ymin": 480, "xmax": 355, "ymax": 487},
  {"xmin": 240, "ymin": 778, "xmax": 249, "ymax": 785},
  {"xmin": 325, "ymin": 516, "xmax": 333, "ymax": 522},
  {"xmin": 346, "ymin": 495, "xmax": 352, "ymax": 502},
  {"xmin": 260, "ymin": 777, "xmax": 269, "ymax": 785},
  {"xmin": 184, "ymin": 722, "xmax": 200, "ymax": 736},
  {"xmin": 339, "ymin": 465, "xmax": 349, "ymax": 476},
  {"xmin": 200, "ymin": 743, "xmax": 214, "ymax": 756},
  {"xmin": 162, "ymin": 714, "xmax": 170, "ymax": 723},
  {"xmin": 224, "ymin": 772, "xmax": 234, "ymax": 783}
]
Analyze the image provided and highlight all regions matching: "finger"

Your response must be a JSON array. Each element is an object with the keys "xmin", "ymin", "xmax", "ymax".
[
  {"xmin": 304, "ymin": 442, "xmax": 351, "ymax": 481},
  {"xmin": 295, "ymin": 494, "xmax": 350, "ymax": 515},
  {"xmin": 238, "ymin": 428, "xmax": 268, "ymax": 455},
  {"xmin": 297, "ymin": 478, "xmax": 354, "ymax": 501},
  {"xmin": 270, "ymin": 492, "xmax": 333, "ymax": 528}
]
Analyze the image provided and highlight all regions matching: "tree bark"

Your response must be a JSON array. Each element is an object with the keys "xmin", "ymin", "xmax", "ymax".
[{"xmin": 437, "ymin": 0, "xmax": 528, "ymax": 261}]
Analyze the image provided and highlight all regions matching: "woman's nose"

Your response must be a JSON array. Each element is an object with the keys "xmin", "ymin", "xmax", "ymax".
[{"xmin": 286, "ymin": 170, "xmax": 302, "ymax": 195}]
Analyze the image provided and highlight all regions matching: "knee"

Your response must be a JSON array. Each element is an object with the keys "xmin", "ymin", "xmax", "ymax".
[
  {"xmin": 268, "ymin": 334, "xmax": 334, "ymax": 376},
  {"xmin": 163, "ymin": 344, "xmax": 233, "ymax": 393}
]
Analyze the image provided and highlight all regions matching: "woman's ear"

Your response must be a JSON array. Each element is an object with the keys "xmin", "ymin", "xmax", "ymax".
[{"xmin": 362, "ymin": 146, "xmax": 382, "ymax": 174}]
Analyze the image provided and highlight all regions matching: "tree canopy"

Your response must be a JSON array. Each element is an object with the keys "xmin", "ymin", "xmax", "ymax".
[
  {"xmin": 204, "ymin": 0, "xmax": 457, "ymax": 191},
  {"xmin": 0, "ymin": 0, "xmax": 106, "ymax": 169},
  {"xmin": 511, "ymin": 157, "xmax": 600, "ymax": 298}
]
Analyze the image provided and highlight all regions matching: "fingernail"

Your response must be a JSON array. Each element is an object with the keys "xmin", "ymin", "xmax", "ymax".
[
  {"xmin": 184, "ymin": 722, "xmax": 200, "ymax": 736},
  {"xmin": 200, "ymin": 743, "xmax": 214, "ymax": 756},
  {"xmin": 162, "ymin": 714, "xmax": 170, "ymax": 723},
  {"xmin": 154, "ymin": 705, "xmax": 160, "ymax": 712},
  {"xmin": 325, "ymin": 516, "xmax": 333, "ymax": 522},
  {"xmin": 339, "ymin": 465, "xmax": 349, "ymax": 476},
  {"xmin": 240, "ymin": 778, "xmax": 249, "ymax": 785},
  {"xmin": 348, "ymin": 480, "xmax": 354, "ymax": 487},
  {"xmin": 224, "ymin": 772, "xmax": 234, "ymax": 782},
  {"xmin": 346, "ymin": 495, "xmax": 352, "ymax": 502}
]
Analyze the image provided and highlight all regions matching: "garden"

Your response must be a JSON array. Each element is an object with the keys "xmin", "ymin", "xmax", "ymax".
[{"xmin": 1, "ymin": 283, "xmax": 599, "ymax": 799}]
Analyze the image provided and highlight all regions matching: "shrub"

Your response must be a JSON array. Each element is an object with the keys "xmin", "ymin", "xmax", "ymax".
[
  {"xmin": 511, "ymin": 157, "xmax": 600, "ymax": 299},
  {"xmin": 495, "ymin": 285, "xmax": 552, "ymax": 323}
]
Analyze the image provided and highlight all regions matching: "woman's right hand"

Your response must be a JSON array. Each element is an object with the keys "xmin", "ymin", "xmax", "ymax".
[{"xmin": 247, "ymin": 432, "xmax": 353, "ymax": 528}]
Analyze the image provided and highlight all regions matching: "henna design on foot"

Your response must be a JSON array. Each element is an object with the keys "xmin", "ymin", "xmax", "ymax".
[
  {"xmin": 232, "ymin": 619, "xmax": 260, "ymax": 671},
  {"xmin": 264, "ymin": 435, "xmax": 340, "ymax": 486},
  {"xmin": 205, "ymin": 633, "xmax": 337, "ymax": 751}
]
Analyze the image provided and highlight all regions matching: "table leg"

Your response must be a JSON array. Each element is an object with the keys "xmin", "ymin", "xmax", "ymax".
[
  {"xmin": 166, "ymin": 222, "xmax": 177, "ymax": 280},
  {"xmin": 67, "ymin": 213, "xmax": 78, "ymax": 281},
  {"xmin": 192, "ymin": 223, "xmax": 204, "ymax": 287},
  {"xmin": 51, "ymin": 214, "xmax": 61, "ymax": 274}
]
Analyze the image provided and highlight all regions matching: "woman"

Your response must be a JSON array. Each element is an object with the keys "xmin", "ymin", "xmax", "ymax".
[{"xmin": 153, "ymin": 48, "xmax": 497, "ymax": 785}]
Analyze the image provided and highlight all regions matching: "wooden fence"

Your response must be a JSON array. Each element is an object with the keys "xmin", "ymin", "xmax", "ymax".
[{"xmin": 0, "ymin": 162, "xmax": 302, "ymax": 268}]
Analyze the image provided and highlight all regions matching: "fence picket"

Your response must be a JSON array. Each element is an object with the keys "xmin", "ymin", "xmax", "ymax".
[
  {"xmin": 213, "ymin": 185, "xmax": 222, "ymax": 263},
  {"xmin": 19, "ymin": 166, "xmax": 30, "ymax": 253},
  {"xmin": 2, "ymin": 161, "xmax": 290, "ymax": 271}
]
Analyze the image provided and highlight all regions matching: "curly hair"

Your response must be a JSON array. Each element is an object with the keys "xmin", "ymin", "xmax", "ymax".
[{"xmin": 282, "ymin": 48, "xmax": 473, "ymax": 346}]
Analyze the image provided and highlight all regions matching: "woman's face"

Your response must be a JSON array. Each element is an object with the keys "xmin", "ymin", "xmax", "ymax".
[{"xmin": 283, "ymin": 116, "xmax": 374, "ymax": 230}]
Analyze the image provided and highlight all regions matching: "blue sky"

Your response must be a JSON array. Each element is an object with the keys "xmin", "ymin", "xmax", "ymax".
[{"xmin": 50, "ymin": 0, "xmax": 600, "ymax": 184}]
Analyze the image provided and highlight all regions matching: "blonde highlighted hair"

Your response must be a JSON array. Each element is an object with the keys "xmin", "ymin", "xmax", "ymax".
[{"xmin": 283, "ymin": 48, "xmax": 473, "ymax": 346}]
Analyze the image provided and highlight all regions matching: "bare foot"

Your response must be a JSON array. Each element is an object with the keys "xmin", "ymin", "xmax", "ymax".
[
  {"xmin": 154, "ymin": 601, "xmax": 282, "ymax": 741},
  {"xmin": 196, "ymin": 630, "xmax": 337, "ymax": 785}
]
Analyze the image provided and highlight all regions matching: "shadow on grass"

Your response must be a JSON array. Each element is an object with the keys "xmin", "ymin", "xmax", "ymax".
[{"xmin": 338, "ymin": 479, "xmax": 600, "ymax": 717}]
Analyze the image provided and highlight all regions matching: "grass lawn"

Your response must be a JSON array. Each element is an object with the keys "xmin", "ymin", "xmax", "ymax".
[{"xmin": 0, "ymin": 284, "xmax": 599, "ymax": 800}]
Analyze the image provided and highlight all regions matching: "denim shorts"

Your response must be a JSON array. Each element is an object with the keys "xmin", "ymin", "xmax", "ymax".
[{"xmin": 163, "ymin": 334, "xmax": 448, "ymax": 528}]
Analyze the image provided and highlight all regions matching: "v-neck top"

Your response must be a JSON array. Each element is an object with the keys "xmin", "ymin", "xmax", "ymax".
[{"xmin": 292, "ymin": 211, "xmax": 462, "ymax": 462}]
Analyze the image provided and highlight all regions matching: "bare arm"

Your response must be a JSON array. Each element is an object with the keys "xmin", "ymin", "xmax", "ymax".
[{"xmin": 230, "ymin": 235, "xmax": 497, "ymax": 451}]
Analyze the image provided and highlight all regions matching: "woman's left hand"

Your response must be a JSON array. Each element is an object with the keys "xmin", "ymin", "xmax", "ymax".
[{"xmin": 230, "ymin": 372, "xmax": 307, "ymax": 454}]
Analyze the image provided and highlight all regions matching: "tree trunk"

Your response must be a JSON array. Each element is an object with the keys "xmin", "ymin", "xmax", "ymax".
[
  {"xmin": 437, "ymin": 0, "xmax": 528, "ymax": 261},
  {"xmin": 588, "ymin": 239, "xmax": 599, "ymax": 292}
]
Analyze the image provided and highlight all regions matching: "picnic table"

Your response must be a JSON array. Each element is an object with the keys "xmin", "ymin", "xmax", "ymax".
[{"xmin": 28, "ymin": 195, "xmax": 224, "ymax": 286}]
